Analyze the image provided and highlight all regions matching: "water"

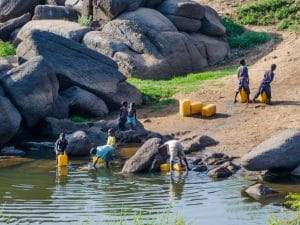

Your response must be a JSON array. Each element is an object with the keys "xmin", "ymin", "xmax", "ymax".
[{"xmin": 0, "ymin": 147, "xmax": 299, "ymax": 225}]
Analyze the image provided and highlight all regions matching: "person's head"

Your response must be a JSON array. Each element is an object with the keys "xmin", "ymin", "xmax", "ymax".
[
  {"xmin": 59, "ymin": 133, "xmax": 65, "ymax": 140},
  {"xmin": 240, "ymin": 59, "xmax": 246, "ymax": 66},
  {"xmin": 122, "ymin": 101, "xmax": 128, "ymax": 107},
  {"xmin": 271, "ymin": 64, "xmax": 277, "ymax": 71},
  {"xmin": 90, "ymin": 147, "xmax": 96, "ymax": 156},
  {"xmin": 129, "ymin": 102, "xmax": 135, "ymax": 108},
  {"xmin": 108, "ymin": 128, "xmax": 114, "ymax": 136}
]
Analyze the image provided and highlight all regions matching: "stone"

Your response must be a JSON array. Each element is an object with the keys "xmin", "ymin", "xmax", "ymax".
[
  {"xmin": 0, "ymin": 56, "xmax": 16, "ymax": 77},
  {"xmin": 241, "ymin": 129, "xmax": 300, "ymax": 171},
  {"xmin": 46, "ymin": 0, "xmax": 66, "ymax": 5},
  {"xmin": 0, "ymin": 13, "xmax": 31, "ymax": 41},
  {"xmin": 142, "ymin": 0, "xmax": 164, "ymax": 8},
  {"xmin": 65, "ymin": 130, "xmax": 92, "ymax": 156},
  {"xmin": 65, "ymin": 0, "xmax": 83, "ymax": 13},
  {"xmin": 0, "ymin": 146, "xmax": 25, "ymax": 156},
  {"xmin": 15, "ymin": 20, "xmax": 90, "ymax": 44},
  {"xmin": 20, "ymin": 141, "xmax": 55, "ymax": 151},
  {"xmin": 47, "ymin": 95, "xmax": 70, "ymax": 119},
  {"xmin": 0, "ymin": 0, "xmax": 43, "ymax": 22},
  {"xmin": 181, "ymin": 135, "xmax": 218, "ymax": 154},
  {"xmin": 192, "ymin": 157, "xmax": 202, "ymax": 165},
  {"xmin": 17, "ymin": 30, "xmax": 142, "ymax": 106},
  {"xmin": 291, "ymin": 165, "xmax": 300, "ymax": 177},
  {"xmin": 122, "ymin": 138, "xmax": 167, "ymax": 173},
  {"xmin": 245, "ymin": 184, "xmax": 278, "ymax": 200},
  {"xmin": 9, "ymin": 28, "xmax": 21, "ymax": 44},
  {"xmin": 1, "ymin": 56, "xmax": 59, "ymax": 128},
  {"xmin": 60, "ymin": 86, "xmax": 108, "ymax": 118},
  {"xmin": 192, "ymin": 165, "xmax": 208, "ymax": 172},
  {"xmin": 82, "ymin": 0, "xmax": 93, "ymax": 18},
  {"xmin": 33, "ymin": 5, "xmax": 78, "ymax": 21},
  {"xmin": 203, "ymin": 153, "xmax": 231, "ymax": 166},
  {"xmin": 199, "ymin": 5, "xmax": 226, "ymax": 37},
  {"xmin": 0, "ymin": 96, "xmax": 22, "ymax": 145},
  {"xmin": 165, "ymin": 15, "xmax": 202, "ymax": 32},
  {"xmin": 208, "ymin": 166, "xmax": 232, "ymax": 178},
  {"xmin": 222, "ymin": 161, "xmax": 241, "ymax": 173}
]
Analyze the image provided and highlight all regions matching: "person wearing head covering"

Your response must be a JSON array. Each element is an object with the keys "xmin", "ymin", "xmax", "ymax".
[
  {"xmin": 118, "ymin": 101, "xmax": 128, "ymax": 131},
  {"xmin": 54, "ymin": 133, "xmax": 68, "ymax": 163},
  {"xmin": 253, "ymin": 64, "xmax": 277, "ymax": 104},
  {"xmin": 234, "ymin": 59, "xmax": 250, "ymax": 103}
]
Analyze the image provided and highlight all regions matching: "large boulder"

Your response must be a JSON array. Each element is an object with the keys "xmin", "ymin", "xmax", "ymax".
[
  {"xmin": 0, "ymin": 0, "xmax": 43, "ymax": 22},
  {"xmin": 65, "ymin": 130, "xmax": 92, "ymax": 156},
  {"xmin": 0, "ymin": 146, "xmax": 25, "ymax": 156},
  {"xmin": 142, "ymin": 0, "xmax": 164, "ymax": 8},
  {"xmin": 0, "ymin": 13, "xmax": 31, "ymax": 41},
  {"xmin": 15, "ymin": 20, "xmax": 90, "ymax": 45},
  {"xmin": 181, "ymin": 135, "xmax": 218, "ymax": 154},
  {"xmin": 33, "ymin": 5, "xmax": 78, "ymax": 21},
  {"xmin": 65, "ymin": 0, "xmax": 83, "ymax": 13},
  {"xmin": 46, "ymin": 0, "xmax": 66, "ymax": 5},
  {"xmin": 0, "ymin": 96, "xmax": 22, "ymax": 144},
  {"xmin": 0, "ymin": 56, "xmax": 17, "ymax": 77},
  {"xmin": 122, "ymin": 138, "xmax": 167, "ymax": 173},
  {"xmin": 291, "ymin": 165, "xmax": 300, "ymax": 177},
  {"xmin": 83, "ymin": 8, "xmax": 209, "ymax": 79},
  {"xmin": 17, "ymin": 30, "xmax": 142, "ymax": 106},
  {"xmin": 245, "ymin": 184, "xmax": 278, "ymax": 200},
  {"xmin": 60, "ymin": 86, "xmax": 108, "ymax": 118},
  {"xmin": 47, "ymin": 95, "xmax": 70, "ymax": 119},
  {"xmin": 1, "ymin": 56, "xmax": 59, "ymax": 127},
  {"xmin": 241, "ymin": 129, "xmax": 300, "ymax": 171}
]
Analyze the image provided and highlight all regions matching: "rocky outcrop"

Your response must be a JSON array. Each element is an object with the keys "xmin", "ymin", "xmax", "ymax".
[
  {"xmin": 47, "ymin": 95, "xmax": 70, "ymax": 119},
  {"xmin": 65, "ymin": 0, "xmax": 83, "ymax": 13},
  {"xmin": 241, "ymin": 129, "xmax": 300, "ymax": 171},
  {"xmin": 208, "ymin": 166, "xmax": 232, "ymax": 178},
  {"xmin": 181, "ymin": 135, "xmax": 218, "ymax": 154},
  {"xmin": 0, "ymin": 13, "xmax": 31, "ymax": 41},
  {"xmin": 0, "ymin": 96, "xmax": 22, "ymax": 144},
  {"xmin": 46, "ymin": 0, "xmax": 66, "ymax": 5},
  {"xmin": 291, "ymin": 165, "xmax": 300, "ymax": 177},
  {"xmin": 33, "ymin": 5, "xmax": 78, "ymax": 21},
  {"xmin": 203, "ymin": 153, "xmax": 232, "ymax": 166},
  {"xmin": 65, "ymin": 130, "xmax": 92, "ymax": 156},
  {"xmin": 0, "ymin": 56, "xmax": 16, "ymax": 76},
  {"xmin": 0, "ymin": 0, "xmax": 42, "ymax": 22},
  {"xmin": 245, "ymin": 184, "xmax": 278, "ymax": 200},
  {"xmin": 17, "ymin": 30, "xmax": 142, "ymax": 106},
  {"xmin": 1, "ymin": 56, "xmax": 59, "ymax": 128}
]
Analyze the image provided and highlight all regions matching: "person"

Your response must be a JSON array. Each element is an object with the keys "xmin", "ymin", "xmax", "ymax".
[
  {"xmin": 253, "ymin": 64, "xmax": 277, "ymax": 104},
  {"xmin": 54, "ymin": 133, "xmax": 68, "ymax": 164},
  {"xmin": 90, "ymin": 145, "xmax": 115, "ymax": 169},
  {"xmin": 106, "ymin": 128, "xmax": 116, "ymax": 148},
  {"xmin": 127, "ymin": 102, "xmax": 137, "ymax": 130},
  {"xmin": 234, "ymin": 59, "xmax": 250, "ymax": 103},
  {"xmin": 118, "ymin": 101, "xmax": 128, "ymax": 131},
  {"xmin": 160, "ymin": 140, "xmax": 190, "ymax": 172}
]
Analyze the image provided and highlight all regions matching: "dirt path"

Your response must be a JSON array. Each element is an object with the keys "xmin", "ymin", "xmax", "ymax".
[{"xmin": 139, "ymin": 31, "xmax": 300, "ymax": 158}]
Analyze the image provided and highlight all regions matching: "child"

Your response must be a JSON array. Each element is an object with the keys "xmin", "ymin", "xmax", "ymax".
[
  {"xmin": 90, "ymin": 145, "xmax": 115, "ymax": 169},
  {"xmin": 253, "ymin": 64, "xmax": 277, "ymax": 104},
  {"xmin": 54, "ymin": 133, "xmax": 68, "ymax": 164},
  {"xmin": 118, "ymin": 101, "xmax": 128, "ymax": 131},
  {"xmin": 127, "ymin": 102, "xmax": 137, "ymax": 130},
  {"xmin": 106, "ymin": 128, "xmax": 116, "ymax": 148},
  {"xmin": 234, "ymin": 59, "xmax": 250, "ymax": 103}
]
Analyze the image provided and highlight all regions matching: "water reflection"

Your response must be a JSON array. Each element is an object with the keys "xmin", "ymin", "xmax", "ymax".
[{"xmin": 169, "ymin": 172, "xmax": 188, "ymax": 200}]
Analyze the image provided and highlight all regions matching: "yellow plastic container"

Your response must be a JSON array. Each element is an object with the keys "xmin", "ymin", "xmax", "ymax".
[
  {"xmin": 160, "ymin": 163, "xmax": 170, "ymax": 172},
  {"xmin": 239, "ymin": 88, "xmax": 248, "ymax": 103},
  {"xmin": 173, "ymin": 163, "xmax": 186, "ymax": 171},
  {"xmin": 179, "ymin": 99, "xmax": 191, "ymax": 116},
  {"xmin": 93, "ymin": 156, "xmax": 104, "ymax": 164},
  {"xmin": 190, "ymin": 102, "xmax": 203, "ymax": 115},
  {"xmin": 57, "ymin": 152, "xmax": 68, "ymax": 167},
  {"xmin": 258, "ymin": 91, "xmax": 268, "ymax": 103},
  {"xmin": 202, "ymin": 104, "xmax": 216, "ymax": 117}
]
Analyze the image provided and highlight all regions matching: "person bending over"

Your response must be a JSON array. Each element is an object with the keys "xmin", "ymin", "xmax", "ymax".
[
  {"xmin": 90, "ymin": 145, "xmax": 115, "ymax": 169},
  {"xmin": 54, "ymin": 133, "xmax": 68, "ymax": 164}
]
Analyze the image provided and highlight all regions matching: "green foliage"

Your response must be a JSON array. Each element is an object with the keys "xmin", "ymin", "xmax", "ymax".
[
  {"xmin": 128, "ymin": 67, "xmax": 237, "ymax": 104},
  {"xmin": 221, "ymin": 16, "xmax": 268, "ymax": 49},
  {"xmin": 70, "ymin": 115, "xmax": 89, "ymax": 123},
  {"xmin": 77, "ymin": 16, "xmax": 92, "ymax": 27},
  {"xmin": 236, "ymin": 0, "xmax": 300, "ymax": 32},
  {"xmin": 0, "ymin": 41, "xmax": 16, "ymax": 57}
]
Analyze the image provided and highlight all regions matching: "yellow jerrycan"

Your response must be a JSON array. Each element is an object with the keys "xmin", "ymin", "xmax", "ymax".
[
  {"xmin": 58, "ymin": 152, "xmax": 68, "ymax": 167},
  {"xmin": 160, "ymin": 163, "xmax": 170, "ymax": 172},
  {"xmin": 258, "ymin": 91, "xmax": 268, "ymax": 103},
  {"xmin": 93, "ymin": 156, "xmax": 104, "ymax": 164},
  {"xmin": 239, "ymin": 88, "xmax": 248, "ymax": 103},
  {"xmin": 179, "ymin": 99, "xmax": 191, "ymax": 116},
  {"xmin": 173, "ymin": 163, "xmax": 186, "ymax": 171}
]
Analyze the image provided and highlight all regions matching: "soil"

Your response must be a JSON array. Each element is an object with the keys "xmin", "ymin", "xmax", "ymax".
[{"xmin": 138, "ymin": 30, "xmax": 300, "ymax": 159}]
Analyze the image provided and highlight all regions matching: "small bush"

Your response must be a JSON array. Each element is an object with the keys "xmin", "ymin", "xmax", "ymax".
[
  {"xmin": 228, "ymin": 31, "xmax": 268, "ymax": 49},
  {"xmin": 277, "ymin": 19, "xmax": 290, "ymax": 30},
  {"xmin": 70, "ymin": 115, "xmax": 89, "ymax": 123},
  {"xmin": 77, "ymin": 16, "xmax": 92, "ymax": 27},
  {"xmin": 0, "ymin": 41, "xmax": 16, "ymax": 57}
]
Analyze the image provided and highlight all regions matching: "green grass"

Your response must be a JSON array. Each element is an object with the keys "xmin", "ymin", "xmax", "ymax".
[
  {"xmin": 221, "ymin": 16, "xmax": 268, "ymax": 49},
  {"xmin": 236, "ymin": 0, "xmax": 300, "ymax": 32},
  {"xmin": 128, "ymin": 67, "xmax": 237, "ymax": 104},
  {"xmin": 77, "ymin": 16, "xmax": 92, "ymax": 27},
  {"xmin": 70, "ymin": 115, "xmax": 89, "ymax": 123},
  {"xmin": 0, "ymin": 41, "xmax": 16, "ymax": 57}
]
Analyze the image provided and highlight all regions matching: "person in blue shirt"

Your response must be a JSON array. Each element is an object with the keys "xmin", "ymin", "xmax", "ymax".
[
  {"xmin": 90, "ymin": 145, "xmax": 115, "ymax": 169},
  {"xmin": 253, "ymin": 64, "xmax": 277, "ymax": 104},
  {"xmin": 234, "ymin": 59, "xmax": 250, "ymax": 103}
]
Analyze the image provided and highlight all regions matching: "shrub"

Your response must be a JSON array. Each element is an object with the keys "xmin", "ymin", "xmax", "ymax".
[
  {"xmin": 77, "ymin": 16, "xmax": 92, "ymax": 27},
  {"xmin": 70, "ymin": 115, "xmax": 89, "ymax": 123},
  {"xmin": 0, "ymin": 41, "xmax": 16, "ymax": 57},
  {"xmin": 228, "ymin": 31, "xmax": 268, "ymax": 49}
]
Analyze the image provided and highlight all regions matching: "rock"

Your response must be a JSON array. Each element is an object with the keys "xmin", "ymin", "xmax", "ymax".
[
  {"xmin": 192, "ymin": 165, "xmax": 208, "ymax": 172},
  {"xmin": 116, "ymin": 129, "xmax": 161, "ymax": 145},
  {"xmin": 142, "ymin": 0, "xmax": 164, "ymax": 8},
  {"xmin": 65, "ymin": 0, "xmax": 83, "ymax": 13},
  {"xmin": 208, "ymin": 166, "xmax": 232, "ymax": 178},
  {"xmin": 199, "ymin": 5, "xmax": 226, "ymax": 37},
  {"xmin": 122, "ymin": 138, "xmax": 167, "ymax": 173},
  {"xmin": 245, "ymin": 184, "xmax": 278, "ymax": 200},
  {"xmin": 0, "ymin": 0, "xmax": 43, "ymax": 22},
  {"xmin": 47, "ymin": 95, "xmax": 70, "ymax": 119},
  {"xmin": 60, "ymin": 86, "xmax": 108, "ymax": 118},
  {"xmin": 92, "ymin": 0, "xmax": 143, "ymax": 21},
  {"xmin": 46, "ymin": 0, "xmax": 66, "ymax": 5},
  {"xmin": 1, "ymin": 56, "xmax": 59, "ymax": 128},
  {"xmin": 9, "ymin": 27, "xmax": 21, "ymax": 44},
  {"xmin": 291, "ymin": 165, "xmax": 300, "ymax": 177},
  {"xmin": 17, "ymin": 30, "xmax": 142, "ymax": 106},
  {"xmin": 0, "ymin": 13, "xmax": 31, "ymax": 41},
  {"xmin": 0, "ymin": 96, "xmax": 22, "ymax": 144},
  {"xmin": 0, "ymin": 146, "xmax": 25, "ymax": 156},
  {"xmin": 84, "ymin": 8, "xmax": 209, "ymax": 79},
  {"xmin": 33, "ymin": 5, "xmax": 78, "ymax": 21},
  {"xmin": 203, "ymin": 153, "xmax": 231, "ymax": 166},
  {"xmin": 222, "ymin": 161, "xmax": 241, "ymax": 173},
  {"xmin": 82, "ymin": 0, "xmax": 93, "ymax": 19},
  {"xmin": 143, "ymin": 119, "xmax": 151, "ymax": 123},
  {"xmin": 20, "ymin": 141, "xmax": 55, "ymax": 151},
  {"xmin": 0, "ymin": 56, "xmax": 16, "ymax": 77},
  {"xmin": 181, "ymin": 135, "xmax": 218, "ymax": 154},
  {"xmin": 192, "ymin": 157, "xmax": 202, "ymax": 165},
  {"xmin": 86, "ymin": 127, "xmax": 107, "ymax": 146},
  {"xmin": 0, "ymin": 86, "xmax": 4, "ymax": 96},
  {"xmin": 65, "ymin": 130, "xmax": 92, "ymax": 156},
  {"xmin": 241, "ymin": 129, "xmax": 300, "ymax": 171},
  {"xmin": 165, "ymin": 15, "xmax": 202, "ymax": 32}
]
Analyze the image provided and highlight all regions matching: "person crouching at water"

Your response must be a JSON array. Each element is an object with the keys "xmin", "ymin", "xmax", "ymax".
[
  {"xmin": 118, "ymin": 101, "xmax": 128, "ymax": 131},
  {"xmin": 106, "ymin": 128, "xmax": 116, "ymax": 148},
  {"xmin": 54, "ymin": 133, "xmax": 68, "ymax": 164},
  {"xmin": 127, "ymin": 102, "xmax": 137, "ymax": 130},
  {"xmin": 234, "ymin": 59, "xmax": 250, "ymax": 103},
  {"xmin": 160, "ymin": 140, "xmax": 190, "ymax": 172},
  {"xmin": 90, "ymin": 145, "xmax": 115, "ymax": 169},
  {"xmin": 253, "ymin": 64, "xmax": 277, "ymax": 104}
]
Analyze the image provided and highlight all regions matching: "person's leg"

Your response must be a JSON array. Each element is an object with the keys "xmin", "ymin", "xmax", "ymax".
[
  {"xmin": 253, "ymin": 88, "xmax": 262, "ymax": 101},
  {"xmin": 234, "ymin": 91, "xmax": 239, "ymax": 104},
  {"xmin": 265, "ymin": 85, "xmax": 272, "ymax": 104}
]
